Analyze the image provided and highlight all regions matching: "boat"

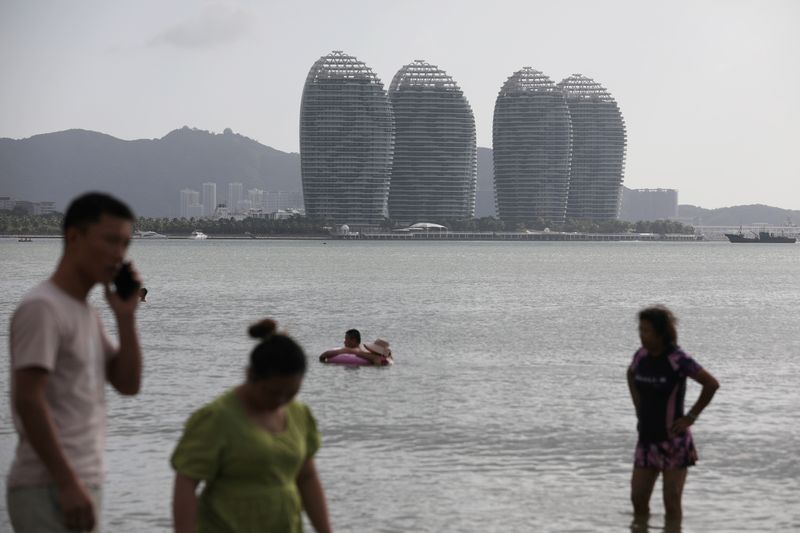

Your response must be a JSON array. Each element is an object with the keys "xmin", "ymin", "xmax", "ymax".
[
  {"xmin": 133, "ymin": 230, "xmax": 167, "ymax": 239},
  {"xmin": 18, "ymin": 236, "xmax": 33, "ymax": 242},
  {"xmin": 190, "ymin": 230, "xmax": 208, "ymax": 240},
  {"xmin": 724, "ymin": 229, "xmax": 796, "ymax": 243}
]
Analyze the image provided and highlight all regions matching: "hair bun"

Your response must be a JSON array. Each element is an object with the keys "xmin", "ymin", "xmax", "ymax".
[{"xmin": 249, "ymin": 319, "xmax": 277, "ymax": 340}]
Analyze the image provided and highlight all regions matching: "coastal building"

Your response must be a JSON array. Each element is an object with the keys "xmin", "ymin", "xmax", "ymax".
[
  {"xmin": 493, "ymin": 68, "xmax": 572, "ymax": 224},
  {"xmin": 557, "ymin": 75, "xmax": 627, "ymax": 220},
  {"xmin": 179, "ymin": 189, "xmax": 201, "ymax": 218},
  {"xmin": 248, "ymin": 188, "xmax": 264, "ymax": 211},
  {"xmin": 228, "ymin": 182, "xmax": 243, "ymax": 214},
  {"xmin": 620, "ymin": 187, "xmax": 678, "ymax": 222},
  {"xmin": 202, "ymin": 183, "xmax": 217, "ymax": 218},
  {"xmin": 0, "ymin": 196, "xmax": 15, "ymax": 211},
  {"xmin": 300, "ymin": 50, "xmax": 395, "ymax": 227},
  {"xmin": 33, "ymin": 201, "xmax": 56, "ymax": 215},
  {"xmin": 264, "ymin": 191, "xmax": 301, "ymax": 213},
  {"xmin": 387, "ymin": 60, "xmax": 477, "ymax": 224}
]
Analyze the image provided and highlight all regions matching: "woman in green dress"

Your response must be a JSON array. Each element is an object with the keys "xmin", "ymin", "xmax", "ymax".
[{"xmin": 171, "ymin": 319, "xmax": 332, "ymax": 533}]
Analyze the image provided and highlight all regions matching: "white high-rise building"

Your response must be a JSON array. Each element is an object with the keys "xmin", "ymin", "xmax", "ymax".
[
  {"xmin": 300, "ymin": 51, "xmax": 394, "ymax": 227},
  {"xmin": 388, "ymin": 60, "xmax": 477, "ymax": 224},
  {"xmin": 180, "ymin": 189, "xmax": 201, "ymax": 218},
  {"xmin": 247, "ymin": 188, "xmax": 264, "ymax": 210},
  {"xmin": 202, "ymin": 183, "xmax": 217, "ymax": 218},
  {"xmin": 228, "ymin": 182, "xmax": 244, "ymax": 214}
]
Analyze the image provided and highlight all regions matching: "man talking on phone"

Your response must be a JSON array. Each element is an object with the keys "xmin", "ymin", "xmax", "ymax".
[{"xmin": 6, "ymin": 192, "xmax": 143, "ymax": 532}]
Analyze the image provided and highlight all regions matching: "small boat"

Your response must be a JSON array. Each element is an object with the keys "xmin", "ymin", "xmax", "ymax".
[
  {"xmin": 724, "ymin": 229, "xmax": 796, "ymax": 243},
  {"xmin": 18, "ymin": 236, "xmax": 33, "ymax": 242},
  {"xmin": 133, "ymin": 230, "xmax": 167, "ymax": 239},
  {"xmin": 190, "ymin": 230, "xmax": 208, "ymax": 240}
]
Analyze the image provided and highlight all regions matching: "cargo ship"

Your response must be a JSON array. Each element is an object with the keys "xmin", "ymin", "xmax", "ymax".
[{"xmin": 724, "ymin": 230, "xmax": 796, "ymax": 243}]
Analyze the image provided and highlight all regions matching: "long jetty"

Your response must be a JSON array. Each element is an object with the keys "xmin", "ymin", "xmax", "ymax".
[{"xmin": 338, "ymin": 231, "xmax": 702, "ymax": 242}]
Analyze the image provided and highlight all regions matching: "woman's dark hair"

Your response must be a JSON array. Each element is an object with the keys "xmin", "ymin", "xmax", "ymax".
[
  {"xmin": 247, "ymin": 319, "xmax": 307, "ymax": 380},
  {"xmin": 345, "ymin": 329, "xmax": 361, "ymax": 344},
  {"xmin": 638, "ymin": 306, "xmax": 678, "ymax": 347},
  {"xmin": 63, "ymin": 192, "xmax": 135, "ymax": 235}
]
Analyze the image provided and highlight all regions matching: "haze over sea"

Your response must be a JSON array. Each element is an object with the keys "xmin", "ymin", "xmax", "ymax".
[{"xmin": 1, "ymin": 239, "xmax": 798, "ymax": 532}]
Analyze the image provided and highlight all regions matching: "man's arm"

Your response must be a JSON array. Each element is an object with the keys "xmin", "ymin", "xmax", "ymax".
[
  {"xmin": 350, "ymin": 349, "xmax": 382, "ymax": 365},
  {"xmin": 104, "ymin": 283, "xmax": 142, "ymax": 395},
  {"xmin": 319, "ymin": 347, "xmax": 349, "ymax": 362},
  {"xmin": 14, "ymin": 367, "xmax": 96, "ymax": 531}
]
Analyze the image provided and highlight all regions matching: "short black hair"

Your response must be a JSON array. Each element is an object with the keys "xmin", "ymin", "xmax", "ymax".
[
  {"xmin": 345, "ymin": 329, "xmax": 361, "ymax": 344},
  {"xmin": 63, "ymin": 193, "xmax": 134, "ymax": 235}
]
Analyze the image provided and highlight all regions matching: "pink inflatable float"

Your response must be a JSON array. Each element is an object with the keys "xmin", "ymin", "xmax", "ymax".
[{"xmin": 324, "ymin": 353, "xmax": 372, "ymax": 366}]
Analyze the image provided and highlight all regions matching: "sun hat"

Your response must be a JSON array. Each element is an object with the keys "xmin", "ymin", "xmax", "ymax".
[{"xmin": 363, "ymin": 338, "xmax": 391, "ymax": 356}]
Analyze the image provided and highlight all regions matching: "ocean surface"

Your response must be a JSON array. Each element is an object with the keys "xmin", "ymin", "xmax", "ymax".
[{"xmin": 1, "ymin": 238, "xmax": 798, "ymax": 532}]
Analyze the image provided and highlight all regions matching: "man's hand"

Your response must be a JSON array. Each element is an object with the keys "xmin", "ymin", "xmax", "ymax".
[
  {"xmin": 104, "ymin": 263, "xmax": 141, "ymax": 320},
  {"xmin": 58, "ymin": 479, "xmax": 96, "ymax": 532}
]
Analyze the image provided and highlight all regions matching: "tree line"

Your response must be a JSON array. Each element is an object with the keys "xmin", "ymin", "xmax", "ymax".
[{"xmin": 1, "ymin": 211, "xmax": 694, "ymax": 236}]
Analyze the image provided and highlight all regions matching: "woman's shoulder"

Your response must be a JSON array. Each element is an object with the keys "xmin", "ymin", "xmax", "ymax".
[
  {"xmin": 287, "ymin": 400, "xmax": 318, "ymax": 428},
  {"xmin": 185, "ymin": 390, "xmax": 237, "ymax": 425},
  {"xmin": 286, "ymin": 399, "xmax": 314, "ymax": 417}
]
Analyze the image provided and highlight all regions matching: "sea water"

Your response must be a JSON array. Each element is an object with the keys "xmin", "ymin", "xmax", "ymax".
[{"xmin": 1, "ymin": 239, "xmax": 798, "ymax": 531}]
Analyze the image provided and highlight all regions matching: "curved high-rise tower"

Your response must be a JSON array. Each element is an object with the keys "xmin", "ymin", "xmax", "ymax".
[
  {"xmin": 388, "ymin": 60, "xmax": 476, "ymax": 223},
  {"xmin": 300, "ymin": 51, "xmax": 394, "ymax": 226},
  {"xmin": 558, "ymin": 74, "xmax": 626, "ymax": 220},
  {"xmin": 492, "ymin": 68, "xmax": 572, "ymax": 224}
]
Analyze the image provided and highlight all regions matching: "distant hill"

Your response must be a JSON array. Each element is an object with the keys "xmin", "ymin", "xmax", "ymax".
[
  {"xmin": 677, "ymin": 204, "xmax": 800, "ymax": 226},
  {"xmin": 3, "ymin": 131, "xmax": 797, "ymax": 223},
  {"xmin": 0, "ymin": 127, "xmax": 302, "ymax": 217}
]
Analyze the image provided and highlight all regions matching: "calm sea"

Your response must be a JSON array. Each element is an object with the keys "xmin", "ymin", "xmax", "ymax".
[{"xmin": 1, "ymin": 239, "xmax": 799, "ymax": 532}]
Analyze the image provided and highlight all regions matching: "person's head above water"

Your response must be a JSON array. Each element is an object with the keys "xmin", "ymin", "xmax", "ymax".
[
  {"xmin": 139, "ymin": 287, "xmax": 148, "ymax": 302},
  {"xmin": 244, "ymin": 319, "xmax": 307, "ymax": 410},
  {"xmin": 638, "ymin": 305, "xmax": 678, "ymax": 353},
  {"xmin": 344, "ymin": 329, "xmax": 361, "ymax": 349},
  {"xmin": 364, "ymin": 338, "xmax": 391, "ymax": 357}
]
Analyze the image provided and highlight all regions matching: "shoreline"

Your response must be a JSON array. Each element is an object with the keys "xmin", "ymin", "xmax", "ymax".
[{"xmin": 2, "ymin": 233, "xmax": 710, "ymax": 242}]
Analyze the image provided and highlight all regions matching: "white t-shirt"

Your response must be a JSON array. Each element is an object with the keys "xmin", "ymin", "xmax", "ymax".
[{"xmin": 7, "ymin": 280, "xmax": 116, "ymax": 488}]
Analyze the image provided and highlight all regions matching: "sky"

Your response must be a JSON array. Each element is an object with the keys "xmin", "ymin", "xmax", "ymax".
[{"xmin": 1, "ymin": 0, "xmax": 799, "ymax": 209}]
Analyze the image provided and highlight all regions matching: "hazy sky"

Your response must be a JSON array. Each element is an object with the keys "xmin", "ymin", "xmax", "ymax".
[{"xmin": 2, "ymin": 0, "xmax": 799, "ymax": 209}]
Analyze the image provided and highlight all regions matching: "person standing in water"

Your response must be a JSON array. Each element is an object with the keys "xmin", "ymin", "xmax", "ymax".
[
  {"xmin": 171, "ymin": 319, "xmax": 331, "ymax": 533},
  {"xmin": 627, "ymin": 306, "xmax": 720, "ymax": 525}
]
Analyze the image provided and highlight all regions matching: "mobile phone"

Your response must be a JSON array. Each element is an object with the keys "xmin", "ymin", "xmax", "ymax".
[{"xmin": 113, "ymin": 262, "xmax": 140, "ymax": 300}]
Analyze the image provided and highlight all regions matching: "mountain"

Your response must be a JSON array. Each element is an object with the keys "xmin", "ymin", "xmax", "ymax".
[
  {"xmin": 4, "ymin": 131, "xmax": 796, "ymax": 223},
  {"xmin": 677, "ymin": 204, "xmax": 800, "ymax": 226},
  {"xmin": 0, "ymin": 127, "xmax": 301, "ymax": 217}
]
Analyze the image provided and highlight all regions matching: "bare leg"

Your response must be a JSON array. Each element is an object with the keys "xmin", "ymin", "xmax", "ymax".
[
  {"xmin": 662, "ymin": 467, "xmax": 688, "ymax": 524},
  {"xmin": 631, "ymin": 467, "xmax": 659, "ymax": 517}
]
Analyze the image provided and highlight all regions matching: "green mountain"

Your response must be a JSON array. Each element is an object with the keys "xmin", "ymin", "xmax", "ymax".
[{"xmin": 0, "ymin": 127, "xmax": 301, "ymax": 217}]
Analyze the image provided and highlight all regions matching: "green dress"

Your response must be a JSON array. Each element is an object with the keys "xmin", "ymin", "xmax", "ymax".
[{"xmin": 171, "ymin": 390, "xmax": 321, "ymax": 533}]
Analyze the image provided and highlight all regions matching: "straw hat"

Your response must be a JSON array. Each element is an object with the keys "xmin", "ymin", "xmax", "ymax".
[{"xmin": 363, "ymin": 338, "xmax": 391, "ymax": 356}]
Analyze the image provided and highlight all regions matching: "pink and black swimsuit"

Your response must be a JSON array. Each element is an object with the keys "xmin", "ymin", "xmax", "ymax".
[{"xmin": 629, "ymin": 346, "xmax": 702, "ymax": 469}]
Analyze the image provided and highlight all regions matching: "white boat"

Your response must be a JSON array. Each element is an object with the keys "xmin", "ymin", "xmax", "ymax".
[
  {"xmin": 190, "ymin": 230, "xmax": 208, "ymax": 240},
  {"xmin": 133, "ymin": 230, "xmax": 167, "ymax": 239}
]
